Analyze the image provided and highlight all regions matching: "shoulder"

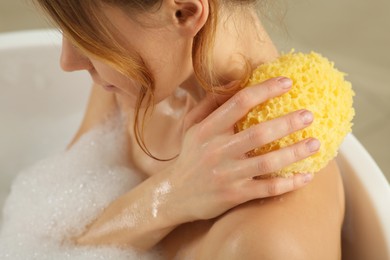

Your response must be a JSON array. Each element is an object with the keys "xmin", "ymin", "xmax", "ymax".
[
  {"xmin": 67, "ymin": 83, "xmax": 118, "ymax": 148},
  {"xmin": 198, "ymin": 160, "xmax": 344, "ymax": 260}
]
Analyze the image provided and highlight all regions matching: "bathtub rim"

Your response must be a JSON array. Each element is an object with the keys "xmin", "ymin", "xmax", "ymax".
[{"xmin": 338, "ymin": 134, "xmax": 390, "ymax": 258}]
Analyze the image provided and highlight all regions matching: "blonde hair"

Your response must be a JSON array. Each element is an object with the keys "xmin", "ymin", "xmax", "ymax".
[{"xmin": 34, "ymin": 0, "xmax": 255, "ymax": 160}]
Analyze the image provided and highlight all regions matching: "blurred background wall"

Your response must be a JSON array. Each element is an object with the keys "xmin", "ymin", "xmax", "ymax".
[{"xmin": 0, "ymin": 0, "xmax": 389, "ymax": 181}]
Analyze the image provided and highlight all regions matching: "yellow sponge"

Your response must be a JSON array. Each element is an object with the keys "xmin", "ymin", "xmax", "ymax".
[{"xmin": 236, "ymin": 51, "xmax": 355, "ymax": 177}]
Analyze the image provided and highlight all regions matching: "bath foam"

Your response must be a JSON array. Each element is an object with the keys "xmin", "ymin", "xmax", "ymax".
[
  {"xmin": 0, "ymin": 117, "xmax": 160, "ymax": 259},
  {"xmin": 236, "ymin": 51, "xmax": 355, "ymax": 176}
]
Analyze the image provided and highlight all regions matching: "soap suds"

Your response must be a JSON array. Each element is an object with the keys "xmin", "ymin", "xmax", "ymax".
[{"xmin": 0, "ymin": 118, "xmax": 161, "ymax": 259}]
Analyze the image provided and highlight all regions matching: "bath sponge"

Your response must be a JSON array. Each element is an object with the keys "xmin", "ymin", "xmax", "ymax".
[{"xmin": 236, "ymin": 51, "xmax": 355, "ymax": 177}]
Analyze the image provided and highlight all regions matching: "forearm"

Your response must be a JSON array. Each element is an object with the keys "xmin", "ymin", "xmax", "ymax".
[{"xmin": 76, "ymin": 173, "xmax": 182, "ymax": 251}]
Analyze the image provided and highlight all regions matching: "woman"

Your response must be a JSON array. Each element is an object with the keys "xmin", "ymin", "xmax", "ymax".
[{"xmin": 34, "ymin": 0, "xmax": 345, "ymax": 259}]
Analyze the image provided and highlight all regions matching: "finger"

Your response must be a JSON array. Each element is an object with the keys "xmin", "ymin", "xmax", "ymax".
[
  {"xmin": 238, "ymin": 138, "xmax": 321, "ymax": 178},
  {"xmin": 184, "ymin": 92, "xmax": 232, "ymax": 132},
  {"xmin": 229, "ymin": 109, "xmax": 314, "ymax": 156},
  {"xmin": 201, "ymin": 77, "xmax": 292, "ymax": 134},
  {"xmin": 245, "ymin": 173, "xmax": 314, "ymax": 198}
]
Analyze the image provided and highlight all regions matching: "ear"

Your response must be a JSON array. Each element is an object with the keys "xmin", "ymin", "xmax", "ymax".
[{"xmin": 166, "ymin": 0, "xmax": 209, "ymax": 37}]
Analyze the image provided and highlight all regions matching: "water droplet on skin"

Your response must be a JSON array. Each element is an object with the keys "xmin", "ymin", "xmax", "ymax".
[{"xmin": 151, "ymin": 181, "xmax": 172, "ymax": 218}]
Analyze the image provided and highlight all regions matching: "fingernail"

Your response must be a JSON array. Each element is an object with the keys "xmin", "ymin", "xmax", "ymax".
[
  {"xmin": 306, "ymin": 138, "xmax": 320, "ymax": 152},
  {"xmin": 277, "ymin": 77, "xmax": 292, "ymax": 89},
  {"xmin": 303, "ymin": 173, "xmax": 313, "ymax": 183},
  {"xmin": 300, "ymin": 110, "xmax": 313, "ymax": 124}
]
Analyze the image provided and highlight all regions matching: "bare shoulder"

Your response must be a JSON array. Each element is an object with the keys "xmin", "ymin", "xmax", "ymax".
[
  {"xmin": 67, "ymin": 83, "xmax": 118, "ymax": 148},
  {"xmin": 197, "ymin": 160, "xmax": 345, "ymax": 260}
]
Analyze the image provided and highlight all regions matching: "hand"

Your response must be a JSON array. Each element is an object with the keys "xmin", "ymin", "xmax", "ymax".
[
  {"xmin": 163, "ymin": 77, "xmax": 318, "ymax": 222},
  {"xmin": 73, "ymin": 77, "xmax": 318, "ymax": 250}
]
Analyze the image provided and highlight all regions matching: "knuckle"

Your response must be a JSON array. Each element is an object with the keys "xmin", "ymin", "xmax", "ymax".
[
  {"xmin": 203, "ymin": 142, "xmax": 222, "ymax": 164},
  {"xmin": 247, "ymin": 126, "xmax": 265, "ymax": 145},
  {"xmin": 257, "ymin": 158, "xmax": 274, "ymax": 174},
  {"xmin": 260, "ymin": 80, "xmax": 280, "ymax": 100},
  {"xmin": 267, "ymin": 180, "xmax": 281, "ymax": 196},
  {"xmin": 233, "ymin": 89, "xmax": 252, "ymax": 110},
  {"xmin": 290, "ymin": 144, "xmax": 303, "ymax": 161},
  {"xmin": 212, "ymin": 178, "xmax": 243, "ymax": 205},
  {"xmin": 210, "ymin": 172, "xmax": 229, "ymax": 196},
  {"xmin": 210, "ymin": 137, "xmax": 226, "ymax": 155},
  {"xmin": 286, "ymin": 114, "xmax": 298, "ymax": 133},
  {"xmin": 194, "ymin": 123, "xmax": 209, "ymax": 142},
  {"xmin": 292, "ymin": 175, "xmax": 301, "ymax": 189},
  {"xmin": 209, "ymin": 160, "xmax": 230, "ymax": 183},
  {"xmin": 211, "ymin": 167, "xmax": 224, "ymax": 183},
  {"xmin": 264, "ymin": 82, "xmax": 275, "ymax": 95}
]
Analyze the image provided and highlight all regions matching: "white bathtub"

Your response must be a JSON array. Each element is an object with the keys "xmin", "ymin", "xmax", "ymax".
[
  {"xmin": 0, "ymin": 30, "xmax": 90, "ymax": 209},
  {"xmin": 1, "ymin": 30, "xmax": 389, "ymax": 259}
]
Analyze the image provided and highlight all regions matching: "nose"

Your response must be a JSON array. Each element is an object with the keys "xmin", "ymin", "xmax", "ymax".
[{"xmin": 60, "ymin": 37, "xmax": 93, "ymax": 72}]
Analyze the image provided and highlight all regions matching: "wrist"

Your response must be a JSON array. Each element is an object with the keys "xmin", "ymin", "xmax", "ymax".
[{"xmin": 76, "ymin": 172, "xmax": 185, "ymax": 250}]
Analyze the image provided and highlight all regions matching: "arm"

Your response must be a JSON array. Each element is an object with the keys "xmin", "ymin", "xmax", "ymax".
[
  {"xmin": 75, "ymin": 170, "xmax": 184, "ymax": 251},
  {"xmin": 68, "ymin": 83, "xmax": 178, "ymax": 249},
  {"xmin": 75, "ymin": 77, "xmax": 317, "ymax": 251}
]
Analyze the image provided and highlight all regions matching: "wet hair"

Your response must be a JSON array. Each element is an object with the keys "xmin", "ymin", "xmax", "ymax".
[{"xmin": 33, "ymin": 0, "xmax": 256, "ymax": 160}]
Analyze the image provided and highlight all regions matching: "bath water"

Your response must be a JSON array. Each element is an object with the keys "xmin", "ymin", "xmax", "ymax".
[{"xmin": 0, "ymin": 118, "xmax": 161, "ymax": 259}]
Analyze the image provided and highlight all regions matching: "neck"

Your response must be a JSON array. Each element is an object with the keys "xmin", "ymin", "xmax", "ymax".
[{"xmin": 182, "ymin": 8, "xmax": 278, "ymax": 90}]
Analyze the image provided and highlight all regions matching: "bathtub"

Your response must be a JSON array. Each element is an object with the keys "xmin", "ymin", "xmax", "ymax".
[{"xmin": 1, "ymin": 30, "xmax": 389, "ymax": 259}]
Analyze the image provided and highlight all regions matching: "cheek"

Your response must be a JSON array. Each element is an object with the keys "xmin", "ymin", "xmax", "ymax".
[
  {"xmin": 92, "ymin": 62, "xmax": 123, "ymax": 85},
  {"xmin": 92, "ymin": 62, "xmax": 141, "ymax": 96}
]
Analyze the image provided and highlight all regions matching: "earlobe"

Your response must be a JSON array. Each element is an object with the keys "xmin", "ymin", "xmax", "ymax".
[{"xmin": 172, "ymin": 0, "xmax": 209, "ymax": 36}]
